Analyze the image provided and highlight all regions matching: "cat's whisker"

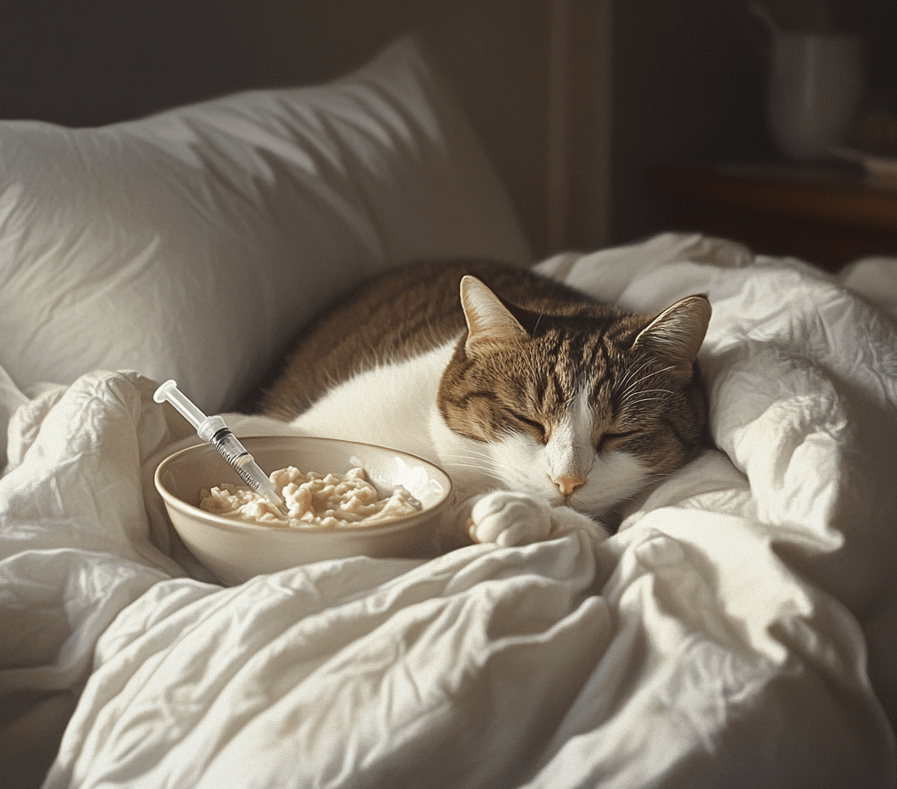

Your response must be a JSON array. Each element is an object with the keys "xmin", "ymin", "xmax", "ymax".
[
  {"xmin": 446, "ymin": 462, "xmax": 502, "ymax": 479},
  {"xmin": 442, "ymin": 456, "xmax": 502, "ymax": 477},
  {"xmin": 618, "ymin": 363, "xmax": 679, "ymax": 397},
  {"xmin": 620, "ymin": 382, "xmax": 676, "ymax": 403},
  {"xmin": 440, "ymin": 449, "xmax": 498, "ymax": 467},
  {"xmin": 441, "ymin": 455, "xmax": 493, "ymax": 472},
  {"xmin": 618, "ymin": 357, "xmax": 667, "ymax": 385},
  {"xmin": 624, "ymin": 397, "xmax": 673, "ymax": 409},
  {"xmin": 632, "ymin": 387, "xmax": 679, "ymax": 400},
  {"xmin": 619, "ymin": 356, "xmax": 657, "ymax": 378},
  {"xmin": 621, "ymin": 359, "xmax": 676, "ymax": 379},
  {"xmin": 442, "ymin": 462, "xmax": 506, "ymax": 486},
  {"xmin": 442, "ymin": 447, "xmax": 495, "ymax": 465}
]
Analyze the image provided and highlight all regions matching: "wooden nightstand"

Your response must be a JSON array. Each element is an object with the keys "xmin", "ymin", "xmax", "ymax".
[{"xmin": 649, "ymin": 163, "xmax": 897, "ymax": 272}]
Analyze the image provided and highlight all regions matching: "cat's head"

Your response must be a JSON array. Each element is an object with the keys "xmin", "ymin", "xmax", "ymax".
[{"xmin": 437, "ymin": 275, "xmax": 711, "ymax": 520}]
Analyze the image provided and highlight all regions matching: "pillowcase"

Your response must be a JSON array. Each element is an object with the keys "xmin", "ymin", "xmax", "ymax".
[{"xmin": 0, "ymin": 37, "xmax": 529, "ymax": 414}]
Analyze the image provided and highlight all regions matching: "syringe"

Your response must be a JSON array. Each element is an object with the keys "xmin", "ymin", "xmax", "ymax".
[{"xmin": 154, "ymin": 379, "xmax": 287, "ymax": 514}]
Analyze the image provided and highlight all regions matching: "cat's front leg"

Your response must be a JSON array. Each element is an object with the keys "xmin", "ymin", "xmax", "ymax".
[{"xmin": 465, "ymin": 491, "xmax": 610, "ymax": 547}]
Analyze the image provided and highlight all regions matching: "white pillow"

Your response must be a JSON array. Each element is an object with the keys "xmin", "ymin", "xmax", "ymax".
[{"xmin": 0, "ymin": 37, "xmax": 529, "ymax": 414}]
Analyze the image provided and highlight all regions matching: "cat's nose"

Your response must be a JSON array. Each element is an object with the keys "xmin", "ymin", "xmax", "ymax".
[{"xmin": 553, "ymin": 475, "xmax": 586, "ymax": 496}]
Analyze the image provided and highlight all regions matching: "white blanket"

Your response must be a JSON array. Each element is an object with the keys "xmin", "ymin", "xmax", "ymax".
[{"xmin": 3, "ymin": 233, "xmax": 897, "ymax": 788}]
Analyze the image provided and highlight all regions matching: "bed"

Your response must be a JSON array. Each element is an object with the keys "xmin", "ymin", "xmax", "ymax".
[{"xmin": 3, "ymin": 33, "xmax": 897, "ymax": 789}]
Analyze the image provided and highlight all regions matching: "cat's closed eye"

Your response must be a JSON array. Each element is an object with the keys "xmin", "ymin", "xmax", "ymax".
[
  {"xmin": 596, "ymin": 430, "xmax": 639, "ymax": 452},
  {"xmin": 512, "ymin": 413, "xmax": 547, "ymax": 442},
  {"xmin": 511, "ymin": 413, "xmax": 548, "ymax": 444}
]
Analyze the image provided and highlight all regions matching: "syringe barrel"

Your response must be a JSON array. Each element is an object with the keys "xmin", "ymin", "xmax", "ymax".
[
  {"xmin": 202, "ymin": 423, "xmax": 254, "ymax": 478},
  {"xmin": 201, "ymin": 422, "xmax": 280, "ymax": 503},
  {"xmin": 196, "ymin": 415, "xmax": 230, "ymax": 447}
]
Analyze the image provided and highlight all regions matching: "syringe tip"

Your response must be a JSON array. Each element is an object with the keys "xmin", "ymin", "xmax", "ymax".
[{"xmin": 264, "ymin": 489, "xmax": 289, "ymax": 516}]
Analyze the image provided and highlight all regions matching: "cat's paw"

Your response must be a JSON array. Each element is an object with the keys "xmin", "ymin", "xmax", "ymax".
[
  {"xmin": 467, "ymin": 491, "xmax": 555, "ymax": 547},
  {"xmin": 464, "ymin": 492, "xmax": 612, "ymax": 549}
]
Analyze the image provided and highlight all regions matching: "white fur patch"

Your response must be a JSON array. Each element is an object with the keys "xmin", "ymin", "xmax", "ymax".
[
  {"xmin": 545, "ymin": 388, "xmax": 595, "ymax": 483},
  {"xmin": 290, "ymin": 340, "xmax": 457, "ymax": 464}
]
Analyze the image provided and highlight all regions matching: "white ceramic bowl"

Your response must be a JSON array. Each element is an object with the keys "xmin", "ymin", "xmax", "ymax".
[{"xmin": 155, "ymin": 435, "xmax": 452, "ymax": 585}]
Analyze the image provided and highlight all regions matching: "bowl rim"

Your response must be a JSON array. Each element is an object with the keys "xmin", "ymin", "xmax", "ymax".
[{"xmin": 154, "ymin": 435, "xmax": 453, "ymax": 536}]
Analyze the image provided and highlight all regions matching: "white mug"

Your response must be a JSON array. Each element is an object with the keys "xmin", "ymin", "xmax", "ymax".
[{"xmin": 765, "ymin": 32, "xmax": 866, "ymax": 159}]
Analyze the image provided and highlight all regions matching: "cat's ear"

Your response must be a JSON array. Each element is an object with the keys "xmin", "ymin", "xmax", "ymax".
[
  {"xmin": 460, "ymin": 276, "xmax": 529, "ymax": 355},
  {"xmin": 633, "ymin": 294, "xmax": 711, "ymax": 377}
]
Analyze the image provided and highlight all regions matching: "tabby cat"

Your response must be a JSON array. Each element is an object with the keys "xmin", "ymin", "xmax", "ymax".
[{"xmin": 261, "ymin": 260, "xmax": 711, "ymax": 549}]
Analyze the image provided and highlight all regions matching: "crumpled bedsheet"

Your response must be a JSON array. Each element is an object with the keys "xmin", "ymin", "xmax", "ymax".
[{"xmin": 2, "ymin": 233, "xmax": 897, "ymax": 788}]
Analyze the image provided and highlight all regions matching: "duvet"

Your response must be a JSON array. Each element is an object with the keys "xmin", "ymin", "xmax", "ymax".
[{"xmin": 2, "ymin": 233, "xmax": 897, "ymax": 788}]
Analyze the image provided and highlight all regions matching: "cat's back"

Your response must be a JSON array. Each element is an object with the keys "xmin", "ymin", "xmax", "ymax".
[{"xmin": 260, "ymin": 259, "xmax": 600, "ymax": 419}]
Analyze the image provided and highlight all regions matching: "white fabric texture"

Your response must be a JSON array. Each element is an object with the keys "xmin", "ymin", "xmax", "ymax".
[
  {"xmin": 3, "ymin": 233, "xmax": 897, "ymax": 788},
  {"xmin": 0, "ymin": 36, "xmax": 528, "ymax": 419}
]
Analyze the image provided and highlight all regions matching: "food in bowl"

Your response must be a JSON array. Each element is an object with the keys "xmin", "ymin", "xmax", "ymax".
[
  {"xmin": 154, "ymin": 435, "xmax": 452, "ymax": 585},
  {"xmin": 200, "ymin": 466, "xmax": 422, "ymax": 528}
]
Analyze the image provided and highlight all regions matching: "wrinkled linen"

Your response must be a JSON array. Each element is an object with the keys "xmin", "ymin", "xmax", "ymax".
[{"xmin": 3, "ymin": 233, "xmax": 897, "ymax": 788}]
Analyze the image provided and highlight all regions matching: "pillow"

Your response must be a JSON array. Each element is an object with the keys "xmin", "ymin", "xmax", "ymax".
[{"xmin": 0, "ymin": 37, "xmax": 529, "ymax": 414}]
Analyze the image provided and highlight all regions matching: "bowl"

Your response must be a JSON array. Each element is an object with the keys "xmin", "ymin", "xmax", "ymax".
[{"xmin": 155, "ymin": 435, "xmax": 452, "ymax": 585}]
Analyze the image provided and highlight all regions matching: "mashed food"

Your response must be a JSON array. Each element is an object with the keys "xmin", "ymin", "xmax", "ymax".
[{"xmin": 199, "ymin": 466, "xmax": 421, "ymax": 529}]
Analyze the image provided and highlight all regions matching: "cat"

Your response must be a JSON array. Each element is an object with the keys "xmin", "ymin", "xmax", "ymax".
[{"xmin": 259, "ymin": 259, "xmax": 711, "ymax": 550}]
